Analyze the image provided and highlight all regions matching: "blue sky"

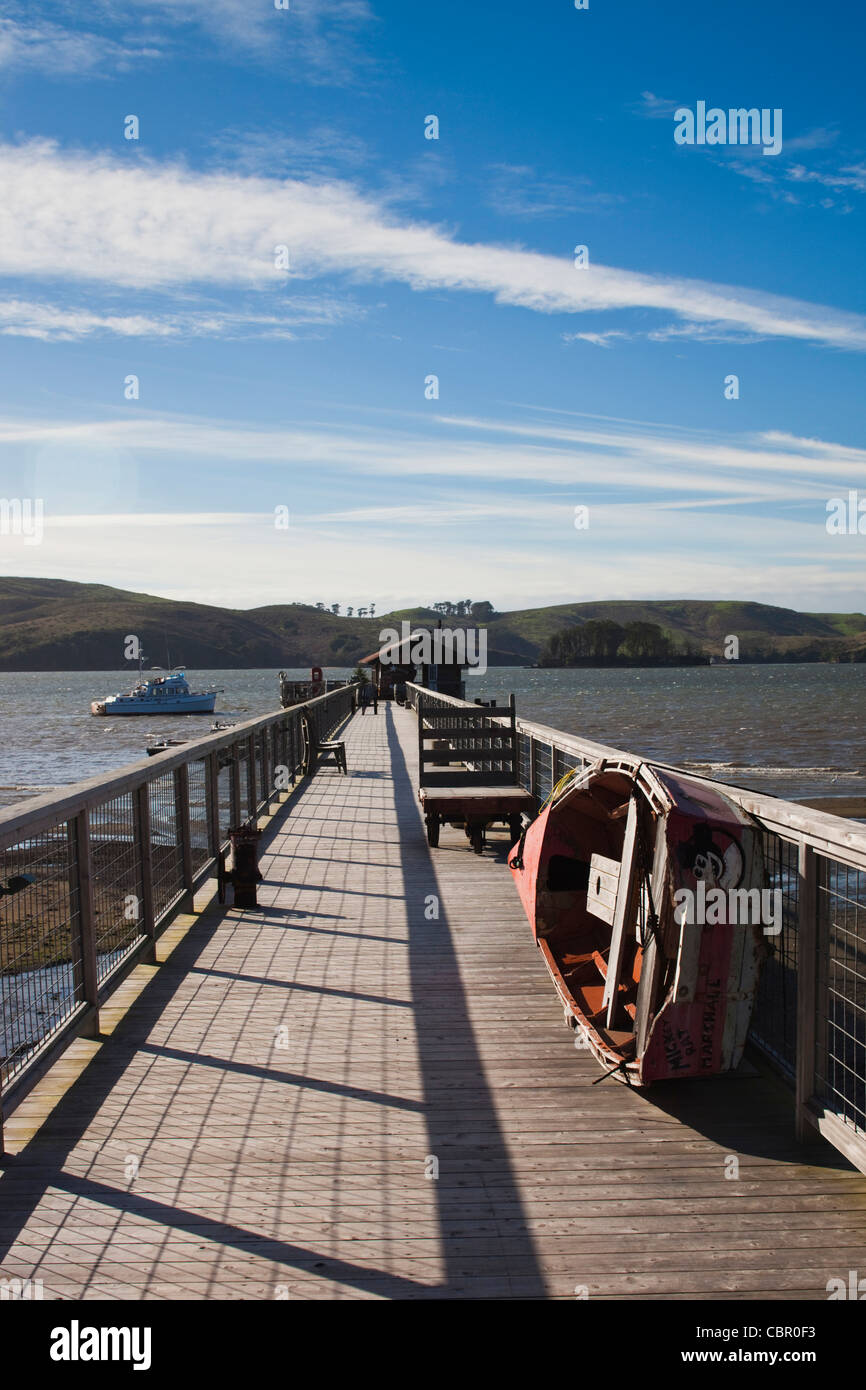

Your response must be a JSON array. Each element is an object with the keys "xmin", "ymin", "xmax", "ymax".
[{"xmin": 0, "ymin": 0, "xmax": 864, "ymax": 614}]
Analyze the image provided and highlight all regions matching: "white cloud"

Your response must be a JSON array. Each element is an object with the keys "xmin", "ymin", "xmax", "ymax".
[
  {"xmin": 0, "ymin": 140, "xmax": 865, "ymax": 349},
  {"xmin": 788, "ymin": 162, "xmax": 866, "ymax": 191},
  {"xmin": 0, "ymin": 406, "xmax": 858, "ymax": 505},
  {"xmin": 562, "ymin": 330, "xmax": 628, "ymax": 348},
  {"xmin": 633, "ymin": 92, "xmax": 683, "ymax": 121},
  {"xmin": 3, "ymin": 406, "xmax": 860, "ymax": 609},
  {"xmin": 0, "ymin": 295, "xmax": 360, "ymax": 341},
  {"xmin": 0, "ymin": 18, "xmax": 160, "ymax": 74},
  {"xmin": 106, "ymin": 0, "xmax": 373, "ymax": 79},
  {"xmin": 485, "ymin": 164, "xmax": 621, "ymax": 219},
  {"xmin": 435, "ymin": 411, "xmax": 866, "ymax": 485},
  {"xmin": 211, "ymin": 125, "xmax": 371, "ymax": 178},
  {"xmin": 7, "ymin": 503, "xmax": 862, "ymax": 613}
]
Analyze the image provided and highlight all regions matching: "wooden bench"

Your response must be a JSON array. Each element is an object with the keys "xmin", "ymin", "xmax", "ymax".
[
  {"xmin": 417, "ymin": 694, "xmax": 534, "ymax": 853},
  {"xmin": 302, "ymin": 707, "xmax": 347, "ymax": 776}
]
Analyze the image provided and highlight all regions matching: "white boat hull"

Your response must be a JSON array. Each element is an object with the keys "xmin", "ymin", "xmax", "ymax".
[{"xmin": 92, "ymin": 694, "xmax": 217, "ymax": 715}]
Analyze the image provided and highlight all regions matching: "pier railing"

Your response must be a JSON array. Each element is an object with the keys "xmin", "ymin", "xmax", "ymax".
[
  {"xmin": 0, "ymin": 683, "xmax": 357, "ymax": 1132},
  {"xmin": 407, "ymin": 683, "xmax": 866, "ymax": 1174}
]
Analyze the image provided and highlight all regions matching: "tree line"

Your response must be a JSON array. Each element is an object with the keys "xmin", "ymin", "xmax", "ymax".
[
  {"xmin": 539, "ymin": 620, "xmax": 706, "ymax": 667},
  {"xmin": 430, "ymin": 600, "xmax": 495, "ymax": 620}
]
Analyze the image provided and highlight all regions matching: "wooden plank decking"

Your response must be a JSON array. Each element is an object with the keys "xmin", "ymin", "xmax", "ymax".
[{"xmin": 1, "ymin": 705, "xmax": 865, "ymax": 1299}]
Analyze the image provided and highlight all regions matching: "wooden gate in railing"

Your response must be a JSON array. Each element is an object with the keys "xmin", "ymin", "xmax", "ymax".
[
  {"xmin": 0, "ymin": 683, "xmax": 357, "ymax": 1146},
  {"xmin": 407, "ymin": 682, "xmax": 866, "ymax": 1175}
]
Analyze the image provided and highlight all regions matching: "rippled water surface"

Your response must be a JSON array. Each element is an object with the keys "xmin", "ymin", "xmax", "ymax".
[{"xmin": 0, "ymin": 663, "xmax": 863, "ymax": 809}]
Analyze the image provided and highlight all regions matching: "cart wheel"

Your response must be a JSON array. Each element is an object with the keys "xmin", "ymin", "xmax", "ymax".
[
  {"xmin": 469, "ymin": 825, "xmax": 484, "ymax": 855},
  {"xmin": 426, "ymin": 814, "xmax": 440, "ymax": 848}
]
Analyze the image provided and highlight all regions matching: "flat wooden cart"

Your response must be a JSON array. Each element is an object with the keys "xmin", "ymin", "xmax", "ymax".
[{"xmin": 417, "ymin": 694, "xmax": 535, "ymax": 853}]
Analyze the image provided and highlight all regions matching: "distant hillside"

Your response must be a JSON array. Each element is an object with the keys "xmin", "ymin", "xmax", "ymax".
[
  {"xmin": 0, "ymin": 578, "xmax": 381, "ymax": 671},
  {"xmin": 0, "ymin": 578, "xmax": 863, "ymax": 670}
]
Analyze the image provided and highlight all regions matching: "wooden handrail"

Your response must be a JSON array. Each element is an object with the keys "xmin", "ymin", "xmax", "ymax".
[
  {"xmin": 404, "ymin": 683, "xmax": 866, "ymax": 863},
  {"xmin": 404, "ymin": 679, "xmax": 866, "ymax": 1175},
  {"xmin": 0, "ymin": 685, "xmax": 357, "ymax": 849},
  {"xmin": 0, "ymin": 682, "xmax": 359, "ymax": 1142}
]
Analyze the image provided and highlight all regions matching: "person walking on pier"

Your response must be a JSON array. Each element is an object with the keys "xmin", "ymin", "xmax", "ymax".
[{"xmin": 360, "ymin": 681, "xmax": 378, "ymax": 714}]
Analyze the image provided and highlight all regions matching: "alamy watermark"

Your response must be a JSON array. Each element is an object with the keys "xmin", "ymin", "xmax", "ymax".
[
  {"xmin": 50, "ymin": 1322, "xmax": 151, "ymax": 1370},
  {"xmin": 377, "ymin": 620, "xmax": 488, "ymax": 675},
  {"xmin": 674, "ymin": 102, "xmax": 782, "ymax": 156},
  {"xmin": 0, "ymin": 498, "xmax": 43, "ymax": 545},
  {"xmin": 674, "ymin": 881, "xmax": 782, "ymax": 936},
  {"xmin": 1, "ymin": 1277, "xmax": 44, "ymax": 1299},
  {"xmin": 826, "ymin": 490, "xmax": 866, "ymax": 534}
]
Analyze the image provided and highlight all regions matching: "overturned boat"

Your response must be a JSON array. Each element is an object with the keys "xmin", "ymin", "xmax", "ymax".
[{"xmin": 508, "ymin": 757, "xmax": 771, "ymax": 1086}]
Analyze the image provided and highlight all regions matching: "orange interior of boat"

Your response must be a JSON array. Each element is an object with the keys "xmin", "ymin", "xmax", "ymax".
[{"xmin": 536, "ymin": 774, "xmax": 646, "ymax": 1053}]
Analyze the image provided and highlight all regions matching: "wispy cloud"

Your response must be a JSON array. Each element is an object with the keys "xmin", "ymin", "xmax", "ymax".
[
  {"xmin": 0, "ymin": 294, "xmax": 361, "ymax": 341},
  {"xmin": 3, "ymin": 406, "xmax": 860, "ymax": 608},
  {"xmin": 633, "ymin": 96, "xmax": 858, "ymax": 214},
  {"xmin": 632, "ymin": 91, "xmax": 683, "ymax": 121},
  {"xmin": 485, "ymin": 164, "xmax": 621, "ymax": 219},
  {"xmin": 0, "ymin": 17, "xmax": 160, "ymax": 75},
  {"xmin": 210, "ymin": 125, "xmax": 371, "ymax": 179},
  {"xmin": 562, "ymin": 330, "xmax": 629, "ymax": 348},
  {"xmin": 8, "ymin": 502, "xmax": 860, "ymax": 614},
  {"xmin": 1, "ymin": 1, "xmax": 376, "ymax": 82},
  {"xmin": 3, "ymin": 405, "xmax": 861, "ymax": 498},
  {"xmin": 784, "ymin": 127, "xmax": 840, "ymax": 153},
  {"xmin": 788, "ymin": 162, "xmax": 866, "ymax": 191},
  {"xmin": 1, "ymin": 140, "xmax": 865, "ymax": 350}
]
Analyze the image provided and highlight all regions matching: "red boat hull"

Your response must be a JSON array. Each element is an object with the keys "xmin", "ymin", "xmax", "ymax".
[{"xmin": 509, "ymin": 762, "xmax": 768, "ymax": 1085}]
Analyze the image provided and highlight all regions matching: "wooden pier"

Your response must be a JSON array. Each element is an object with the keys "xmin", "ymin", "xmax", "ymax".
[{"xmin": 1, "ymin": 704, "xmax": 865, "ymax": 1300}]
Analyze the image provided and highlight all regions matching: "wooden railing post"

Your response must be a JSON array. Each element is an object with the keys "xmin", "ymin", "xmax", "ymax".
[
  {"xmin": 528, "ymin": 735, "xmax": 537, "ymax": 803},
  {"xmin": 175, "ymin": 764, "xmax": 194, "ymax": 906},
  {"xmin": 72, "ymin": 809, "xmax": 100, "ymax": 1038},
  {"xmin": 795, "ymin": 842, "xmax": 818, "ymax": 1141},
  {"xmin": 134, "ymin": 784, "xmax": 156, "ymax": 959}
]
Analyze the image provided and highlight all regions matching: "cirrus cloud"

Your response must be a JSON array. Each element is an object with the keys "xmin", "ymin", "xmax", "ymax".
[{"xmin": 0, "ymin": 139, "xmax": 865, "ymax": 349}]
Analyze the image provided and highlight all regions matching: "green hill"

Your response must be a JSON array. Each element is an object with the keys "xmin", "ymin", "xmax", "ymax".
[{"xmin": 0, "ymin": 578, "xmax": 863, "ymax": 670}]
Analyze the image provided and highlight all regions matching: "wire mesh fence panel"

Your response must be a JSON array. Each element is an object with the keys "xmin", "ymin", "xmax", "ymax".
[
  {"xmin": 533, "ymin": 742, "xmax": 553, "ymax": 802},
  {"xmin": 749, "ymin": 832, "xmax": 799, "ymax": 1077},
  {"xmin": 815, "ymin": 855, "xmax": 866, "ymax": 1136},
  {"xmin": 236, "ymin": 746, "xmax": 249, "ymax": 824},
  {"xmin": 0, "ymin": 823, "xmax": 83, "ymax": 1085},
  {"xmin": 187, "ymin": 758, "xmax": 211, "ymax": 877},
  {"xmin": 518, "ymin": 734, "xmax": 532, "ymax": 792},
  {"xmin": 217, "ymin": 752, "xmax": 233, "ymax": 843},
  {"xmin": 271, "ymin": 722, "xmax": 285, "ymax": 792},
  {"xmin": 289, "ymin": 713, "xmax": 303, "ymax": 779},
  {"xmin": 268, "ymin": 726, "xmax": 280, "ymax": 795},
  {"xmin": 89, "ymin": 792, "xmax": 143, "ymax": 983},
  {"xmin": 149, "ymin": 772, "xmax": 184, "ymax": 921},
  {"xmin": 255, "ymin": 733, "xmax": 266, "ymax": 811},
  {"xmin": 283, "ymin": 716, "xmax": 299, "ymax": 785},
  {"xmin": 0, "ymin": 686, "xmax": 359, "ymax": 1100},
  {"xmin": 553, "ymin": 747, "xmax": 583, "ymax": 785}
]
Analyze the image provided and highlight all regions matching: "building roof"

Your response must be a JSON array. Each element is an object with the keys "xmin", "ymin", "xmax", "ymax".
[{"xmin": 358, "ymin": 629, "xmax": 428, "ymax": 666}]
